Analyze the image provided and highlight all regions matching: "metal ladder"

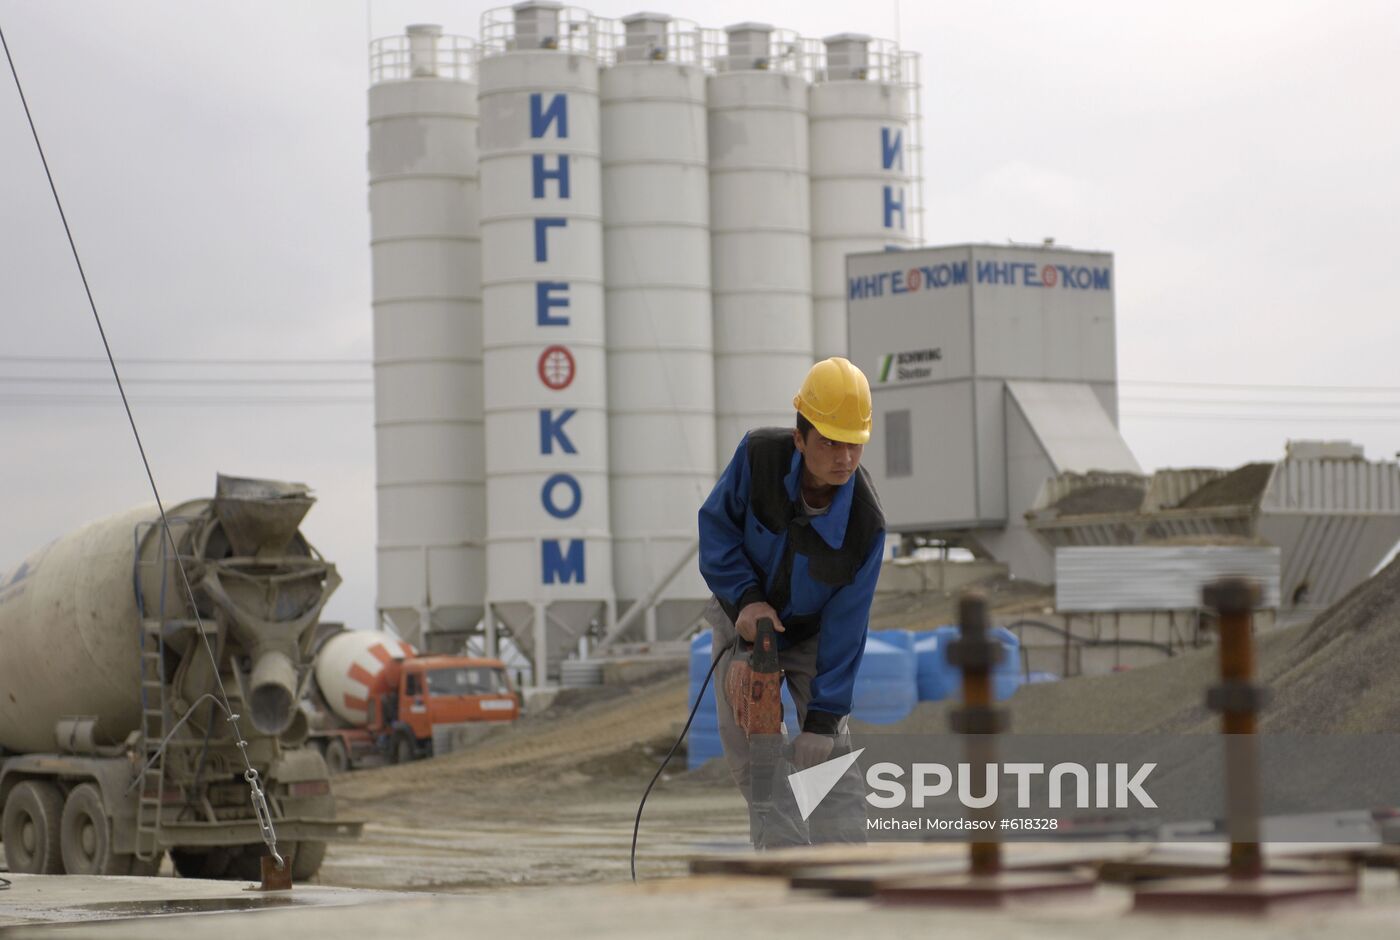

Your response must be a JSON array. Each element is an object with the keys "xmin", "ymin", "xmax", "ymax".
[{"xmin": 131, "ymin": 519, "xmax": 186, "ymax": 862}]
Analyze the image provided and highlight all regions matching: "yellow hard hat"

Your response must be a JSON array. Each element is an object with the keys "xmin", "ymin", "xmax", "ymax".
[{"xmin": 792, "ymin": 357, "xmax": 872, "ymax": 444}]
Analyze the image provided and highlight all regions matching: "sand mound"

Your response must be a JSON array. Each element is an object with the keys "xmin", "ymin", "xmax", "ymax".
[{"xmin": 1175, "ymin": 462, "xmax": 1273, "ymax": 509}]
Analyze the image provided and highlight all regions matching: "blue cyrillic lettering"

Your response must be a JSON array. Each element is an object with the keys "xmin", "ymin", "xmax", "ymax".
[
  {"xmin": 531, "ymin": 154, "xmax": 571, "ymax": 198},
  {"xmin": 539, "ymin": 409, "xmax": 577, "ymax": 455},
  {"xmin": 541, "ymin": 473, "xmax": 582, "ymax": 519},
  {"xmin": 881, "ymin": 127, "xmax": 903, "ymax": 171},
  {"xmin": 1093, "ymin": 268, "xmax": 1111, "ymax": 290},
  {"xmin": 536, "ymin": 282, "xmax": 570, "ymax": 326},
  {"xmin": 542, "ymin": 539, "xmax": 585, "ymax": 583},
  {"xmin": 883, "ymin": 186, "xmax": 905, "ymax": 231},
  {"xmin": 891, "ymin": 270, "xmax": 905, "ymax": 294},
  {"xmin": 534, "ymin": 217, "xmax": 567, "ymax": 262},
  {"xmin": 529, "ymin": 93, "xmax": 568, "ymax": 138},
  {"xmin": 849, "ymin": 274, "xmax": 882, "ymax": 300}
]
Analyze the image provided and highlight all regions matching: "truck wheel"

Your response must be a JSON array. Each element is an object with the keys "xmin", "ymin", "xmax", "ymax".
[
  {"xmin": 392, "ymin": 732, "xmax": 416, "ymax": 765},
  {"xmin": 2, "ymin": 780, "xmax": 65, "ymax": 874},
  {"xmin": 324, "ymin": 738, "xmax": 350, "ymax": 775},
  {"xmin": 290, "ymin": 841, "xmax": 327, "ymax": 880},
  {"xmin": 224, "ymin": 846, "xmax": 266, "ymax": 882},
  {"xmin": 129, "ymin": 851, "xmax": 164, "ymax": 876},
  {"xmin": 60, "ymin": 783, "xmax": 132, "ymax": 875},
  {"xmin": 170, "ymin": 846, "xmax": 233, "ymax": 879}
]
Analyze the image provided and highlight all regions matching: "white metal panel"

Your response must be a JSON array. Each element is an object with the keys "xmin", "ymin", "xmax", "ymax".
[
  {"xmin": 478, "ymin": 8, "xmax": 614, "ymax": 655},
  {"xmin": 809, "ymin": 37, "xmax": 917, "ymax": 358},
  {"xmin": 845, "ymin": 245, "xmax": 976, "ymax": 385},
  {"xmin": 708, "ymin": 27, "xmax": 812, "ymax": 467},
  {"xmin": 967, "ymin": 245, "xmax": 1118, "ymax": 383},
  {"xmin": 868, "ymin": 381, "xmax": 980, "ymax": 531},
  {"xmin": 1004, "ymin": 381, "xmax": 1141, "ymax": 475},
  {"xmin": 368, "ymin": 34, "xmax": 483, "ymax": 643},
  {"xmin": 1056, "ymin": 547, "xmax": 1282, "ymax": 612}
]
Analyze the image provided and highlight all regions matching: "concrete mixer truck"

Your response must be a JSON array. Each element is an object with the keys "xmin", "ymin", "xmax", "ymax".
[
  {"xmin": 305, "ymin": 624, "xmax": 519, "ymax": 771},
  {"xmin": 0, "ymin": 475, "xmax": 361, "ymax": 880}
]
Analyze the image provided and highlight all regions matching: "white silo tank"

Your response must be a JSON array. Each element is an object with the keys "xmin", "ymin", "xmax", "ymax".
[
  {"xmin": 809, "ymin": 34, "xmax": 921, "ymax": 358},
  {"xmin": 707, "ymin": 23, "xmax": 814, "ymax": 465},
  {"xmin": 368, "ymin": 25, "xmax": 484, "ymax": 652},
  {"xmin": 478, "ymin": 2, "xmax": 614, "ymax": 683},
  {"xmin": 600, "ymin": 14, "xmax": 714, "ymax": 642}
]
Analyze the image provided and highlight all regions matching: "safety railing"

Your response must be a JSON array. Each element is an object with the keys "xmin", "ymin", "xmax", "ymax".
[
  {"xmin": 597, "ymin": 16, "xmax": 703, "ymax": 66},
  {"xmin": 480, "ymin": 5, "xmax": 603, "ymax": 58},
  {"xmin": 370, "ymin": 31, "xmax": 477, "ymax": 84},
  {"xmin": 700, "ymin": 26, "xmax": 811, "ymax": 74}
]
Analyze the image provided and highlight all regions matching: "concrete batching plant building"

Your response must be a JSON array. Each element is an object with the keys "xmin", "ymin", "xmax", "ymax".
[{"xmin": 368, "ymin": 4, "xmax": 922, "ymax": 680}]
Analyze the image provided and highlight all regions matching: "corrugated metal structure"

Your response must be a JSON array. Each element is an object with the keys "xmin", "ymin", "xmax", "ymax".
[
  {"xmin": 1030, "ymin": 441, "xmax": 1400, "ymax": 614},
  {"xmin": 1055, "ymin": 546, "xmax": 1282, "ymax": 612},
  {"xmin": 368, "ymin": 26, "xmax": 484, "ymax": 652},
  {"xmin": 808, "ymin": 34, "xmax": 919, "ymax": 358},
  {"xmin": 600, "ymin": 14, "xmax": 714, "ymax": 642},
  {"xmin": 478, "ymin": 2, "xmax": 615, "ymax": 681},
  {"xmin": 706, "ymin": 22, "xmax": 814, "ymax": 465}
]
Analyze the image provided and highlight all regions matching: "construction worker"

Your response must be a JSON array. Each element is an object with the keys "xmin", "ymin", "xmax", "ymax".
[{"xmin": 698, "ymin": 357, "xmax": 885, "ymax": 848}]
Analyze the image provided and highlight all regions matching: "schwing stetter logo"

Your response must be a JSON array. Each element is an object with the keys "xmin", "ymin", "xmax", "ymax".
[{"xmin": 878, "ymin": 348, "xmax": 942, "ymax": 383}]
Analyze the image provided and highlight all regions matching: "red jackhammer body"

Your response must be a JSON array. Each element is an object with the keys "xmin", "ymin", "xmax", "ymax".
[{"xmin": 725, "ymin": 617, "xmax": 783, "ymax": 736}]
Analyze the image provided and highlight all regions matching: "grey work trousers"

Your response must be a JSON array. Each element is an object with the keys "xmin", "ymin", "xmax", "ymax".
[{"xmin": 703, "ymin": 598, "xmax": 868, "ymax": 849}]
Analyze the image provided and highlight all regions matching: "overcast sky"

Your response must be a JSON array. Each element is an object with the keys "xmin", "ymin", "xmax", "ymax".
[{"xmin": 1, "ymin": 1, "xmax": 1397, "ymax": 628}]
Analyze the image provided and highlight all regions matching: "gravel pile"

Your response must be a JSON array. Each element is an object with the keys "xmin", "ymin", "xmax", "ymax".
[
  {"xmin": 1175, "ymin": 462, "xmax": 1274, "ymax": 509},
  {"xmin": 1051, "ymin": 483, "xmax": 1146, "ymax": 516}
]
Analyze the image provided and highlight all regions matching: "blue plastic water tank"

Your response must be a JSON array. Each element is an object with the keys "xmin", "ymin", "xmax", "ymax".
[
  {"xmin": 686, "ymin": 631, "xmax": 723, "ymax": 770},
  {"xmin": 914, "ymin": 625, "xmax": 1024, "ymax": 702},
  {"xmin": 875, "ymin": 629, "xmax": 915, "ymax": 651},
  {"xmin": 851, "ymin": 634, "xmax": 918, "ymax": 723},
  {"xmin": 777, "ymin": 632, "xmax": 917, "ymax": 726}
]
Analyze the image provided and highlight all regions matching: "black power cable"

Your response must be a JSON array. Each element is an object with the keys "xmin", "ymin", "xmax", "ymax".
[
  {"xmin": 2, "ymin": 22, "xmax": 285, "ymax": 865},
  {"xmin": 630, "ymin": 643, "xmax": 729, "ymax": 883}
]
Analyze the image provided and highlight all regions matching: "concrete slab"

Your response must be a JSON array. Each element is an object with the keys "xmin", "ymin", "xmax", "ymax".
[
  {"xmin": 4, "ymin": 869, "xmax": 1400, "ymax": 939},
  {"xmin": 0, "ymin": 873, "xmax": 418, "ymax": 930}
]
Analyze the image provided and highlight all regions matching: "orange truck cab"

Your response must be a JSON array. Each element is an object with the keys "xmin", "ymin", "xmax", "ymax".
[{"xmin": 365, "ymin": 656, "xmax": 519, "ymax": 764}]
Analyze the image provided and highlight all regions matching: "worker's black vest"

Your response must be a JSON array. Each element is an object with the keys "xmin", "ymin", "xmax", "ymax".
[{"xmin": 737, "ymin": 427, "xmax": 885, "ymax": 644}]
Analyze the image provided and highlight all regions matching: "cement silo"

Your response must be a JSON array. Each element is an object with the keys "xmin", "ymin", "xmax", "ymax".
[
  {"xmin": 368, "ymin": 25, "xmax": 484, "ymax": 652},
  {"xmin": 478, "ymin": 2, "xmax": 615, "ymax": 681},
  {"xmin": 600, "ymin": 14, "xmax": 714, "ymax": 641},
  {"xmin": 809, "ymin": 35, "xmax": 920, "ymax": 358},
  {"xmin": 707, "ymin": 23, "xmax": 814, "ymax": 463}
]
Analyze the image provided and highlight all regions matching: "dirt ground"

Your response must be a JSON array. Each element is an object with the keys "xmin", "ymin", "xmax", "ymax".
[
  {"xmin": 321, "ymin": 669, "xmax": 749, "ymax": 892},
  {"xmin": 317, "ymin": 557, "xmax": 1400, "ymax": 893}
]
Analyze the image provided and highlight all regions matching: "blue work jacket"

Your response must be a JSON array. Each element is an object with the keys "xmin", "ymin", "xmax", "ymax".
[{"xmin": 698, "ymin": 429, "xmax": 886, "ymax": 734}]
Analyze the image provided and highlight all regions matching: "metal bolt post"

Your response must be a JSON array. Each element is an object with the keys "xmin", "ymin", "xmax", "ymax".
[
  {"xmin": 948, "ymin": 591, "xmax": 1006, "ymax": 877},
  {"xmin": 1203, "ymin": 578, "xmax": 1266, "ymax": 881}
]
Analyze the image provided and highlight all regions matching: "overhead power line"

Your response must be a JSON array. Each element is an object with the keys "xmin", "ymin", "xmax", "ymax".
[
  {"xmin": 1122, "ymin": 395, "xmax": 1400, "ymax": 409},
  {"xmin": 1121, "ymin": 411, "xmax": 1400, "ymax": 424},
  {"xmin": 0, "ymin": 354, "xmax": 369, "ymax": 367},
  {"xmin": 1123, "ymin": 379, "xmax": 1400, "ymax": 394},
  {"xmin": 0, "ymin": 375, "xmax": 372, "ymax": 386}
]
